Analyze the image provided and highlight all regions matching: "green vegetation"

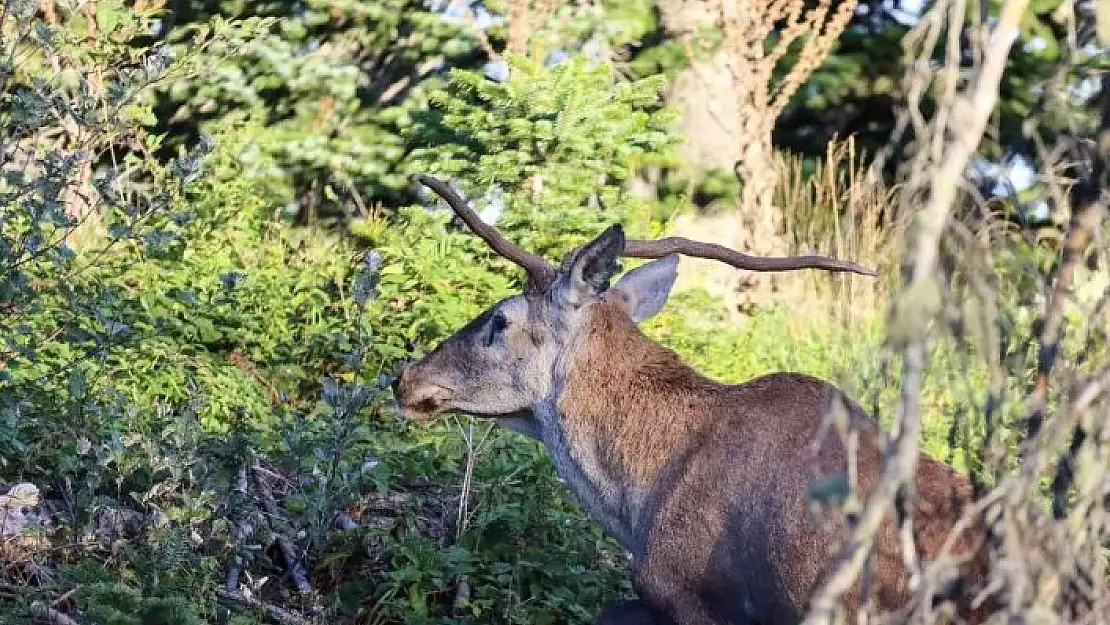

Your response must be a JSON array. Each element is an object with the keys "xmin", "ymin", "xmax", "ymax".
[
  {"xmin": 2, "ymin": 0, "xmax": 1106, "ymax": 624},
  {"xmin": 0, "ymin": 6, "xmax": 682, "ymax": 622}
]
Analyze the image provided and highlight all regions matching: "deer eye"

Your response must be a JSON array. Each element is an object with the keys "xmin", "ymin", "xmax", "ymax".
[{"xmin": 487, "ymin": 311, "xmax": 508, "ymax": 346}]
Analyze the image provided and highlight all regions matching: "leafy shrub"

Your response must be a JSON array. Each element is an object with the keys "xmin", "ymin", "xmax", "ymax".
[
  {"xmin": 154, "ymin": 0, "xmax": 485, "ymax": 214},
  {"xmin": 0, "ymin": 5, "xmax": 666, "ymax": 620}
]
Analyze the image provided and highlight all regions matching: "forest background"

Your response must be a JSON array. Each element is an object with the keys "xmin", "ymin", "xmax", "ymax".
[{"xmin": 2, "ymin": 0, "xmax": 1108, "ymax": 623}]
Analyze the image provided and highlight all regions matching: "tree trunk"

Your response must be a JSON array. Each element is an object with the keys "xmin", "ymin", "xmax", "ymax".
[{"xmin": 655, "ymin": 0, "xmax": 787, "ymax": 315}]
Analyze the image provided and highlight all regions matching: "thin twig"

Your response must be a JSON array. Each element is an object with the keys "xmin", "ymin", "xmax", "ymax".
[
  {"xmin": 801, "ymin": 0, "xmax": 1031, "ymax": 620},
  {"xmin": 51, "ymin": 587, "xmax": 80, "ymax": 608},
  {"xmin": 1069, "ymin": 363, "xmax": 1110, "ymax": 418},
  {"xmin": 216, "ymin": 590, "xmax": 310, "ymax": 625},
  {"xmin": 250, "ymin": 459, "xmax": 311, "ymax": 595},
  {"xmin": 1023, "ymin": 199, "xmax": 1106, "ymax": 440}
]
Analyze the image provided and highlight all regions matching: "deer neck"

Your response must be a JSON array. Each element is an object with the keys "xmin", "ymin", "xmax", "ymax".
[{"xmin": 537, "ymin": 302, "xmax": 722, "ymax": 549}]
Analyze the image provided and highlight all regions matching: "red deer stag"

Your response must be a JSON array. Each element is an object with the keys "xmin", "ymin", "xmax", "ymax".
[{"xmin": 393, "ymin": 175, "xmax": 988, "ymax": 624}]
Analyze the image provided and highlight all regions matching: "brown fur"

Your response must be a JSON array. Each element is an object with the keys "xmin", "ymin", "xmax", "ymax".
[
  {"xmin": 560, "ymin": 302, "xmax": 989, "ymax": 624},
  {"xmin": 393, "ymin": 227, "xmax": 991, "ymax": 625},
  {"xmin": 561, "ymin": 303, "xmax": 717, "ymax": 483}
]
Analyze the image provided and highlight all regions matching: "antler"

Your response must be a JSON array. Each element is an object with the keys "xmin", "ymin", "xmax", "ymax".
[
  {"xmin": 624, "ymin": 238, "xmax": 877, "ymax": 276},
  {"xmin": 416, "ymin": 173, "xmax": 876, "ymax": 283},
  {"xmin": 415, "ymin": 174, "xmax": 557, "ymax": 288}
]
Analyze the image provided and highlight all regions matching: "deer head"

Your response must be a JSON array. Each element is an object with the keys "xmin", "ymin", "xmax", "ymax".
[{"xmin": 392, "ymin": 174, "xmax": 874, "ymax": 433}]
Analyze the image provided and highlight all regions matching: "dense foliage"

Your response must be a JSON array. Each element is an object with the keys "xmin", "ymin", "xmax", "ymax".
[
  {"xmin": 2, "ymin": 0, "xmax": 1107, "ymax": 624},
  {"xmin": 151, "ymin": 0, "xmax": 664, "ymax": 220},
  {"xmin": 0, "ymin": 4, "xmax": 679, "ymax": 622}
]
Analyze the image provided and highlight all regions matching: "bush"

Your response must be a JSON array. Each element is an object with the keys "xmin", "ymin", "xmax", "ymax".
[{"xmin": 0, "ymin": 6, "xmax": 664, "ymax": 621}]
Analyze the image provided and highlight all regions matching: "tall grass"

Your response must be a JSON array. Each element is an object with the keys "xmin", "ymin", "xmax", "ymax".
[{"xmin": 774, "ymin": 137, "xmax": 902, "ymax": 325}]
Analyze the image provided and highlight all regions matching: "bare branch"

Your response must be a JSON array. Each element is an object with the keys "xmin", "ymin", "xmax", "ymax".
[
  {"xmin": 250, "ymin": 459, "xmax": 311, "ymax": 595},
  {"xmin": 802, "ymin": 0, "xmax": 1031, "ymax": 620},
  {"xmin": 216, "ymin": 590, "xmax": 310, "ymax": 625}
]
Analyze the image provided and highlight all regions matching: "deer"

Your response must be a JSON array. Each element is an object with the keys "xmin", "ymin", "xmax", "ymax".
[{"xmin": 392, "ymin": 174, "xmax": 990, "ymax": 625}]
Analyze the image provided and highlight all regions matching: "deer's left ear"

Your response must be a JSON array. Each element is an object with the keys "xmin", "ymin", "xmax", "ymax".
[
  {"xmin": 556, "ymin": 225, "xmax": 625, "ymax": 306},
  {"xmin": 610, "ymin": 255, "xmax": 679, "ymax": 322}
]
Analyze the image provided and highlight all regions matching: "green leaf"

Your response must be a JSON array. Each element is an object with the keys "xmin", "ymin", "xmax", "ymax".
[{"xmin": 96, "ymin": 0, "xmax": 129, "ymax": 35}]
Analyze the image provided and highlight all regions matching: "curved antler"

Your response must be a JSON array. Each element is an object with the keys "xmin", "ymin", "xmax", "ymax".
[
  {"xmin": 624, "ymin": 237, "xmax": 877, "ymax": 276},
  {"xmin": 416, "ymin": 174, "xmax": 875, "ymax": 281},
  {"xmin": 415, "ymin": 174, "xmax": 557, "ymax": 288}
]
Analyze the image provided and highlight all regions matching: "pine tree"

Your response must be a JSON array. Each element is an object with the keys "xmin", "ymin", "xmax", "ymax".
[
  {"xmin": 155, "ymin": 0, "xmax": 487, "ymax": 218},
  {"xmin": 152, "ymin": 0, "xmax": 666, "ymax": 222},
  {"xmin": 406, "ymin": 54, "xmax": 677, "ymax": 258}
]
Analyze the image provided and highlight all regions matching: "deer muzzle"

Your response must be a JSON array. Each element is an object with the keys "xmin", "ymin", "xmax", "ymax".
[{"xmin": 392, "ymin": 365, "xmax": 453, "ymax": 421}]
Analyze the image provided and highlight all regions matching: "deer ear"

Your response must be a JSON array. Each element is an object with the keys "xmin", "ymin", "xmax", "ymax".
[
  {"xmin": 611, "ymin": 255, "xmax": 678, "ymax": 322},
  {"xmin": 556, "ymin": 224, "xmax": 626, "ymax": 306}
]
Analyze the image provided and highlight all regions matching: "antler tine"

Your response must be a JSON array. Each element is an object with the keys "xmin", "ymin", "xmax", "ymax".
[
  {"xmin": 415, "ymin": 174, "xmax": 556, "ymax": 288},
  {"xmin": 624, "ymin": 237, "xmax": 878, "ymax": 276}
]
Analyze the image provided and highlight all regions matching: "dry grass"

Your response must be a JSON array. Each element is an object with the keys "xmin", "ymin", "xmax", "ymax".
[
  {"xmin": 799, "ymin": 0, "xmax": 1110, "ymax": 621},
  {"xmin": 665, "ymin": 137, "xmax": 901, "ymax": 329},
  {"xmin": 774, "ymin": 137, "xmax": 902, "ymax": 325}
]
